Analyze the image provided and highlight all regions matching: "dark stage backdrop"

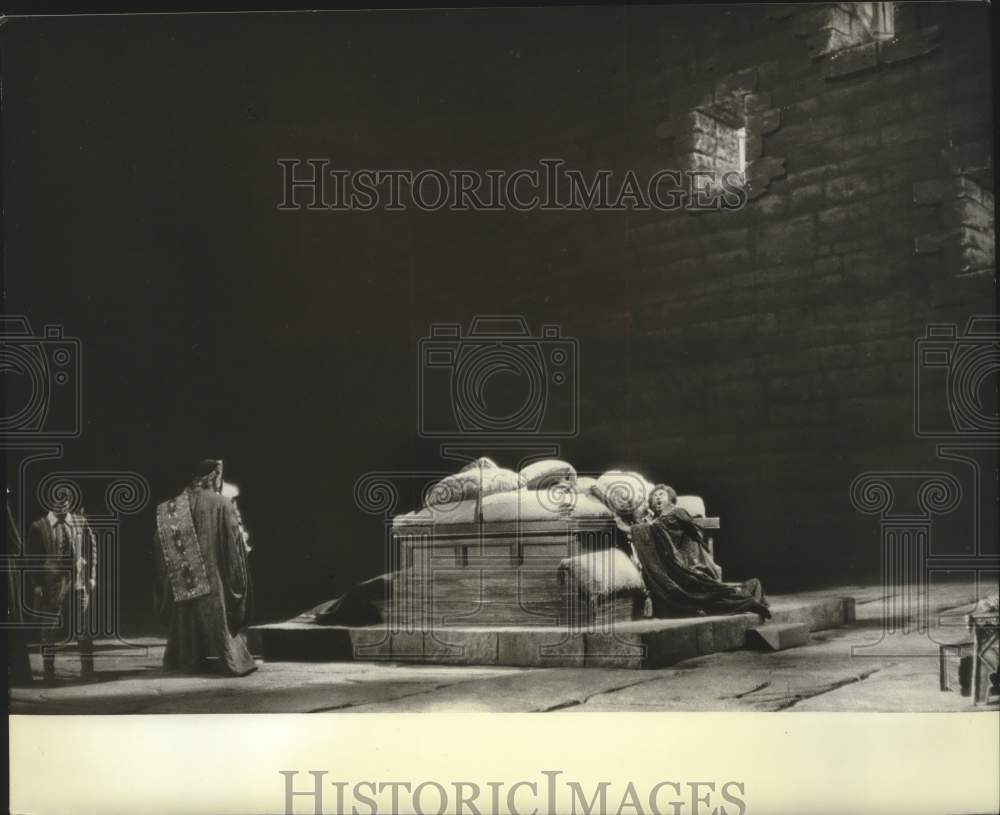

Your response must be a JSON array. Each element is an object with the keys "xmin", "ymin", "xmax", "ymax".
[{"xmin": 3, "ymin": 6, "xmax": 995, "ymax": 631}]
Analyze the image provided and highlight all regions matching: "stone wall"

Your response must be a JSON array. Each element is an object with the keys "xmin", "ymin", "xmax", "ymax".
[{"xmin": 415, "ymin": 2, "xmax": 995, "ymax": 586}]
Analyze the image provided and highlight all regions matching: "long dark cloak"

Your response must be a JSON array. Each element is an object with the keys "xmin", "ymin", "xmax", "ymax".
[
  {"xmin": 153, "ymin": 487, "xmax": 256, "ymax": 676},
  {"xmin": 298, "ymin": 573, "xmax": 391, "ymax": 626},
  {"xmin": 630, "ymin": 508, "xmax": 770, "ymax": 619}
]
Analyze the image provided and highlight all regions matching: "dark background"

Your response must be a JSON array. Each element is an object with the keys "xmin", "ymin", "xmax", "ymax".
[{"xmin": 3, "ymin": 5, "xmax": 996, "ymax": 632}]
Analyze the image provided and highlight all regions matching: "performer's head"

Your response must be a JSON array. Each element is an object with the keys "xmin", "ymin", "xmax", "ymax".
[
  {"xmin": 51, "ymin": 496, "xmax": 71, "ymax": 520},
  {"xmin": 191, "ymin": 458, "xmax": 224, "ymax": 493},
  {"xmin": 648, "ymin": 484, "xmax": 677, "ymax": 517}
]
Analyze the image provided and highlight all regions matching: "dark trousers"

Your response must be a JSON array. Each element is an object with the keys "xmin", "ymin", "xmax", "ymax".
[{"xmin": 41, "ymin": 589, "xmax": 94, "ymax": 678}]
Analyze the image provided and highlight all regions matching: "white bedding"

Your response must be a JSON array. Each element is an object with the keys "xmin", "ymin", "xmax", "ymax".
[{"xmin": 392, "ymin": 487, "xmax": 614, "ymax": 527}]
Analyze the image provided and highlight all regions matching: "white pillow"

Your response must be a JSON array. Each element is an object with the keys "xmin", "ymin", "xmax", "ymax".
[
  {"xmin": 592, "ymin": 470, "xmax": 654, "ymax": 515},
  {"xmin": 676, "ymin": 495, "xmax": 706, "ymax": 517},
  {"xmin": 519, "ymin": 459, "xmax": 577, "ymax": 490},
  {"xmin": 458, "ymin": 456, "xmax": 498, "ymax": 473},
  {"xmin": 559, "ymin": 548, "xmax": 645, "ymax": 599},
  {"xmin": 425, "ymin": 467, "xmax": 525, "ymax": 507},
  {"xmin": 393, "ymin": 498, "xmax": 479, "ymax": 526}
]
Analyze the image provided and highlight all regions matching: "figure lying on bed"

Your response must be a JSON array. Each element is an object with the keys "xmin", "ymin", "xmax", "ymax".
[
  {"xmin": 302, "ymin": 466, "xmax": 770, "ymax": 626},
  {"xmin": 623, "ymin": 484, "xmax": 771, "ymax": 620}
]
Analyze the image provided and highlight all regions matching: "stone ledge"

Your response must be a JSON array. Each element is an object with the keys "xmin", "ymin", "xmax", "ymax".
[
  {"xmin": 821, "ymin": 25, "xmax": 942, "ymax": 80},
  {"xmin": 252, "ymin": 595, "xmax": 857, "ymax": 669}
]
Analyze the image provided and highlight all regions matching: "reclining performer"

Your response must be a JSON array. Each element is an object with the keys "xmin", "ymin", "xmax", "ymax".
[
  {"xmin": 627, "ymin": 484, "xmax": 771, "ymax": 620},
  {"xmin": 153, "ymin": 459, "xmax": 257, "ymax": 676}
]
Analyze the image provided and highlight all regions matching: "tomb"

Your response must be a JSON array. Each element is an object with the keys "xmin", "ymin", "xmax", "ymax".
[{"xmin": 252, "ymin": 460, "xmax": 854, "ymax": 667}]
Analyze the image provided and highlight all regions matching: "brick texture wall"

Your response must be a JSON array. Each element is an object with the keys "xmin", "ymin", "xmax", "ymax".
[{"xmin": 411, "ymin": 2, "xmax": 995, "ymax": 587}]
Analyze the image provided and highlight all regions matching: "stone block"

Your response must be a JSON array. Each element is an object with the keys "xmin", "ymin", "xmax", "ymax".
[
  {"xmin": 746, "ymin": 156, "xmax": 786, "ymax": 201},
  {"xmin": 424, "ymin": 629, "xmax": 499, "ymax": 665},
  {"xmin": 498, "ymin": 629, "xmax": 585, "ymax": 668},
  {"xmin": 823, "ymin": 42, "xmax": 878, "ymax": 80},
  {"xmin": 695, "ymin": 620, "xmax": 714, "ymax": 654},
  {"xmin": 882, "ymin": 113, "xmax": 948, "ymax": 147},
  {"xmin": 914, "ymin": 232, "xmax": 947, "ymax": 254},
  {"xmin": 687, "ymin": 109, "xmax": 718, "ymax": 134},
  {"xmin": 747, "ymin": 623, "xmax": 810, "ymax": 651},
  {"xmin": 757, "ymin": 215, "xmax": 815, "ymax": 265},
  {"xmin": 790, "ymin": 182, "xmax": 824, "ymax": 209},
  {"xmin": 679, "ymin": 131, "xmax": 717, "ymax": 155},
  {"xmin": 913, "ymin": 178, "xmax": 947, "ymax": 205},
  {"xmin": 390, "ymin": 631, "xmax": 426, "ymax": 661},
  {"xmin": 774, "ymin": 115, "xmax": 848, "ymax": 147},
  {"xmin": 941, "ymin": 141, "xmax": 992, "ymax": 174},
  {"xmin": 639, "ymin": 623, "xmax": 701, "ymax": 668},
  {"xmin": 856, "ymin": 97, "xmax": 908, "ymax": 131},
  {"xmin": 670, "ymin": 81, "xmax": 715, "ymax": 114},
  {"xmin": 770, "ymin": 597, "xmax": 849, "ymax": 632},
  {"xmin": 841, "ymin": 597, "xmax": 857, "ymax": 624},
  {"xmin": 748, "ymin": 107, "xmax": 781, "ymax": 136},
  {"xmin": 745, "ymin": 133, "xmax": 763, "ymax": 162},
  {"xmin": 957, "ymin": 225, "xmax": 994, "ymax": 255},
  {"xmin": 350, "ymin": 626, "xmax": 395, "ymax": 661},
  {"xmin": 809, "ymin": 28, "xmax": 855, "ymax": 60},
  {"xmin": 744, "ymin": 92, "xmax": 772, "ymax": 114},
  {"xmin": 878, "ymin": 27, "xmax": 941, "ymax": 65},
  {"xmin": 712, "ymin": 616, "xmax": 752, "ymax": 652},
  {"xmin": 825, "ymin": 173, "xmax": 881, "ymax": 203},
  {"xmin": 955, "ymin": 177, "xmax": 994, "ymax": 210},
  {"xmin": 583, "ymin": 630, "xmax": 649, "ymax": 668}
]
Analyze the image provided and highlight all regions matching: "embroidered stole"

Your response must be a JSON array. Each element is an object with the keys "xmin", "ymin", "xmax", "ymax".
[{"xmin": 156, "ymin": 492, "xmax": 211, "ymax": 601}]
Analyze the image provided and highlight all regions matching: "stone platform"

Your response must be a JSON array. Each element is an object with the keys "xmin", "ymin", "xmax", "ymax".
[{"xmin": 250, "ymin": 594, "xmax": 856, "ymax": 669}]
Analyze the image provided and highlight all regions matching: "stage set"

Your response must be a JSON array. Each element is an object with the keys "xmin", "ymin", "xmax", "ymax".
[{"xmin": 253, "ymin": 458, "xmax": 857, "ymax": 669}]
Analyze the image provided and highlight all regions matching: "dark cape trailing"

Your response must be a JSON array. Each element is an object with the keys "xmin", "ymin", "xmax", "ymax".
[
  {"xmin": 153, "ymin": 486, "xmax": 257, "ymax": 675},
  {"xmin": 630, "ymin": 508, "xmax": 771, "ymax": 619},
  {"xmin": 297, "ymin": 573, "xmax": 392, "ymax": 626}
]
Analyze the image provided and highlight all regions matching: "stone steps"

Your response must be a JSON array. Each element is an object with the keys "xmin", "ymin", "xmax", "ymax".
[{"xmin": 250, "ymin": 595, "xmax": 856, "ymax": 669}]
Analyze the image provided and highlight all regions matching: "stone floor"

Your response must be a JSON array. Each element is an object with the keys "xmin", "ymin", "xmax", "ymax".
[{"xmin": 9, "ymin": 580, "xmax": 998, "ymax": 713}]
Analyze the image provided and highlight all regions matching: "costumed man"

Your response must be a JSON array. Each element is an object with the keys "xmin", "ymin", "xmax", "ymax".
[
  {"xmin": 153, "ymin": 459, "xmax": 256, "ymax": 676},
  {"xmin": 26, "ymin": 496, "xmax": 98, "ymax": 683},
  {"xmin": 628, "ymin": 484, "xmax": 771, "ymax": 620}
]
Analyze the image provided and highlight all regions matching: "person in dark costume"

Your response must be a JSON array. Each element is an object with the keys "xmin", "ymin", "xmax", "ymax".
[
  {"xmin": 27, "ymin": 496, "xmax": 98, "ymax": 683},
  {"xmin": 153, "ymin": 459, "xmax": 256, "ymax": 676},
  {"xmin": 628, "ymin": 484, "xmax": 771, "ymax": 620}
]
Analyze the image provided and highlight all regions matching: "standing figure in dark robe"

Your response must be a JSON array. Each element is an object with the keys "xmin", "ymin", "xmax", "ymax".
[
  {"xmin": 629, "ymin": 484, "xmax": 771, "ymax": 620},
  {"xmin": 26, "ymin": 497, "xmax": 98, "ymax": 682},
  {"xmin": 153, "ymin": 459, "xmax": 256, "ymax": 676}
]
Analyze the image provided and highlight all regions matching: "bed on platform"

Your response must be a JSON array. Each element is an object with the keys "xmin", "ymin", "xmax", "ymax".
[{"xmin": 389, "ymin": 470, "xmax": 719, "ymax": 630}]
